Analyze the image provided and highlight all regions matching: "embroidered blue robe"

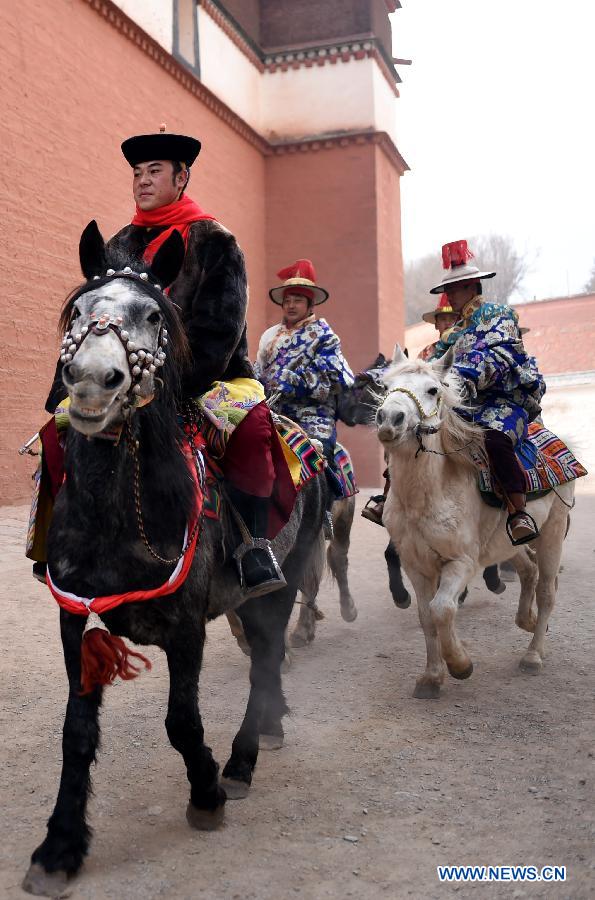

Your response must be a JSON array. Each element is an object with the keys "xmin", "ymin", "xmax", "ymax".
[
  {"xmin": 255, "ymin": 316, "xmax": 354, "ymax": 443},
  {"xmin": 433, "ymin": 301, "xmax": 545, "ymax": 445}
]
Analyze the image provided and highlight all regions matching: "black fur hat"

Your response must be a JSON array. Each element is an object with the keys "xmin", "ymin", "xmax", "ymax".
[{"xmin": 121, "ymin": 125, "xmax": 201, "ymax": 167}]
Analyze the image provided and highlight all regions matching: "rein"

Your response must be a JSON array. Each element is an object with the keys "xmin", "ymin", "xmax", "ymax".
[{"xmin": 126, "ymin": 402, "xmax": 206, "ymax": 566}]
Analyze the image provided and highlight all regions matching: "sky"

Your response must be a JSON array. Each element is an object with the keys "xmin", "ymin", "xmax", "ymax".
[{"xmin": 390, "ymin": 0, "xmax": 594, "ymax": 301}]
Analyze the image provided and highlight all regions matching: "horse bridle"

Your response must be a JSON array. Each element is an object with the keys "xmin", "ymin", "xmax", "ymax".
[
  {"xmin": 385, "ymin": 384, "xmax": 477, "ymax": 460},
  {"xmin": 385, "ymin": 386, "xmax": 442, "ymax": 436},
  {"xmin": 60, "ymin": 308, "xmax": 168, "ymax": 406}
]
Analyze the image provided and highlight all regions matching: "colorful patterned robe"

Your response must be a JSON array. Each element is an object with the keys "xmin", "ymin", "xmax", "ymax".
[
  {"xmin": 433, "ymin": 300, "xmax": 545, "ymax": 445},
  {"xmin": 254, "ymin": 315, "xmax": 354, "ymax": 443}
]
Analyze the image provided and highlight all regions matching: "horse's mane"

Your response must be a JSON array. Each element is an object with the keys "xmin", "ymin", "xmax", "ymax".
[{"xmin": 384, "ymin": 359, "xmax": 487, "ymax": 473}]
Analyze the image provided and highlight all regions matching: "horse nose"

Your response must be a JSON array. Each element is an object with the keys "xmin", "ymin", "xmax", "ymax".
[
  {"xmin": 377, "ymin": 407, "xmax": 386, "ymax": 425},
  {"xmin": 62, "ymin": 362, "xmax": 81, "ymax": 385},
  {"xmin": 103, "ymin": 368, "xmax": 125, "ymax": 390}
]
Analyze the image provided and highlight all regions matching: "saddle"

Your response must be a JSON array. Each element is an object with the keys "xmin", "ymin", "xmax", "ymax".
[{"xmin": 475, "ymin": 422, "xmax": 587, "ymax": 508}]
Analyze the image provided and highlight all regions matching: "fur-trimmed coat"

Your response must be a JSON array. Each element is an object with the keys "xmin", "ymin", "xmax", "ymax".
[{"xmin": 46, "ymin": 218, "xmax": 253, "ymax": 411}]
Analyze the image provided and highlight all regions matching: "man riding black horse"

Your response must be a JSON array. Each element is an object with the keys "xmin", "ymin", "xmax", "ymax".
[{"xmin": 36, "ymin": 126, "xmax": 296, "ymax": 597}]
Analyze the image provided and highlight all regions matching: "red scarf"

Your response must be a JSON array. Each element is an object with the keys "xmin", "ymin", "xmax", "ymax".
[{"xmin": 131, "ymin": 195, "xmax": 215, "ymax": 263}]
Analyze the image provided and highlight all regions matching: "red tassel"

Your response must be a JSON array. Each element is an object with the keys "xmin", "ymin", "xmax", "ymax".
[
  {"xmin": 80, "ymin": 628, "xmax": 151, "ymax": 695},
  {"xmin": 442, "ymin": 240, "xmax": 474, "ymax": 269},
  {"xmin": 276, "ymin": 259, "xmax": 317, "ymax": 282}
]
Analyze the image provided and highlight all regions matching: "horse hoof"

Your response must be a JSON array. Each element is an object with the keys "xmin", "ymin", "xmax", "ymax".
[
  {"xmin": 289, "ymin": 632, "xmax": 310, "ymax": 648},
  {"xmin": 413, "ymin": 681, "xmax": 441, "ymax": 700},
  {"xmin": 340, "ymin": 603, "xmax": 358, "ymax": 623},
  {"xmin": 220, "ymin": 777, "xmax": 251, "ymax": 800},
  {"xmin": 520, "ymin": 652, "xmax": 542, "ymax": 674},
  {"xmin": 186, "ymin": 801, "xmax": 225, "ymax": 831},
  {"xmin": 22, "ymin": 863, "xmax": 71, "ymax": 898},
  {"xmin": 260, "ymin": 733, "xmax": 284, "ymax": 751},
  {"xmin": 490, "ymin": 581, "xmax": 506, "ymax": 595},
  {"xmin": 447, "ymin": 661, "xmax": 474, "ymax": 680},
  {"xmin": 394, "ymin": 592, "xmax": 411, "ymax": 610}
]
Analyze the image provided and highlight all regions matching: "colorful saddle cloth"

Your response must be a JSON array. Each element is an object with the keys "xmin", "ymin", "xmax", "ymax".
[
  {"xmin": 272, "ymin": 414, "xmax": 357, "ymax": 499},
  {"xmin": 476, "ymin": 422, "xmax": 587, "ymax": 504},
  {"xmin": 26, "ymin": 385, "xmax": 329, "ymax": 559},
  {"xmin": 200, "ymin": 415, "xmax": 328, "ymax": 523}
]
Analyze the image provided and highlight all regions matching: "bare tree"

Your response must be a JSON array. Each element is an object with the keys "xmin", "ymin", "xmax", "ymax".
[
  {"xmin": 405, "ymin": 234, "xmax": 531, "ymax": 325},
  {"xmin": 583, "ymin": 260, "xmax": 595, "ymax": 293}
]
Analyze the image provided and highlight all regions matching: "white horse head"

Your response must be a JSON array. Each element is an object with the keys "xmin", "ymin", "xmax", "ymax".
[{"xmin": 376, "ymin": 346, "xmax": 458, "ymax": 447}]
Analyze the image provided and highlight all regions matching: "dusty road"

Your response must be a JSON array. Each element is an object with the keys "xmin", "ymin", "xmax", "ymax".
[{"xmin": 0, "ymin": 490, "xmax": 593, "ymax": 900}]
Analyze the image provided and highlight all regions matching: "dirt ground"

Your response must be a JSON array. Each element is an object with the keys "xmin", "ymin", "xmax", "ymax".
[{"xmin": 0, "ymin": 488, "xmax": 593, "ymax": 900}]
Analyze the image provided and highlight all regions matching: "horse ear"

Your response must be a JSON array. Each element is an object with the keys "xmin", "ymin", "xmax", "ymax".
[
  {"xmin": 372, "ymin": 353, "xmax": 387, "ymax": 368},
  {"xmin": 391, "ymin": 344, "xmax": 408, "ymax": 366},
  {"xmin": 149, "ymin": 230, "xmax": 185, "ymax": 289},
  {"xmin": 79, "ymin": 220, "xmax": 107, "ymax": 279},
  {"xmin": 431, "ymin": 345, "xmax": 456, "ymax": 378}
]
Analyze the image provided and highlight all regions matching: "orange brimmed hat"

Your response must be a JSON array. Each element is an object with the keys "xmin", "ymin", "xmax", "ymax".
[
  {"xmin": 429, "ymin": 239, "xmax": 496, "ymax": 294},
  {"xmin": 269, "ymin": 259, "xmax": 329, "ymax": 306},
  {"xmin": 422, "ymin": 293, "xmax": 456, "ymax": 324}
]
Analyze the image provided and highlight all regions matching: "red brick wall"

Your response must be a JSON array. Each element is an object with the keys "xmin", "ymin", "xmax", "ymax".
[
  {"xmin": 265, "ymin": 141, "xmax": 404, "ymax": 485},
  {"xmin": 513, "ymin": 295, "xmax": 595, "ymax": 375},
  {"xmin": 0, "ymin": 0, "xmax": 267, "ymax": 503}
]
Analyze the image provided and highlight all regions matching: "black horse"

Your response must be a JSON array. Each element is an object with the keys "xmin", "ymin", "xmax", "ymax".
[
  {"xmin": 23, "ymin": 223, "xmax": 329, "ymax": 896},
  {"xmin": 337, "ymin": 353, "xmax": 505, "ymax": 606}
]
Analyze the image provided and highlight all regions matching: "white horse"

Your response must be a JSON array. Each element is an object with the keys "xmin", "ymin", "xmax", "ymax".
[{"xmin": 377, "ymin": 347, "xmax": 573, "ymax": 699}]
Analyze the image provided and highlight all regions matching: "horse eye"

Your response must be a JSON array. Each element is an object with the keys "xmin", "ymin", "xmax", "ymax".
[
  {"xmin": 147, "ymin": 312, "xmax": 161, "ymax": 325},
  {"xmin": 428, "ymin": 386, "xmax": 438, "ymax": 396},
  {"xmin": 70, "ymin": 307, "xmax": 81, "ymax": 320}
]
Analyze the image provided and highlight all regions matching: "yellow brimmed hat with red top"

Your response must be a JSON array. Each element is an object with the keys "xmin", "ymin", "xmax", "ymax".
[
  {"xmin": 269, "ymin": 259, "xmax": 329, "ymax": 306},
  {"xmin": 422, "ymin": 293, "xmax": 456, "ymax": 324}
]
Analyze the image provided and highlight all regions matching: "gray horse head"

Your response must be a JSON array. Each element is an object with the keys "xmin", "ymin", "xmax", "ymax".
[{"xmin": 58, "ymin": 221, "xmax": 188, "ymax": 436}]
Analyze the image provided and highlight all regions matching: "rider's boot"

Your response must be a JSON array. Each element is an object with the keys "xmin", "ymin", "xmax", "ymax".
[
  {"xmin": 361, "ymin": 468, "xmax": 390, "ymax": 527},
  {"xmin": 227, "ymin": 486, "xmax": 287, "ymax": 598},
  {"xmin": 506, "ymin": 493, "xmax": 540, "ymax": 546}
]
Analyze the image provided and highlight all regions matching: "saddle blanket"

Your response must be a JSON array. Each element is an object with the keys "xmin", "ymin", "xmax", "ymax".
[
  {"xmin": 476, "ymin": 422, "xmax": 587, "ymax": 501},
  {"xmin": 272, "ymin": 414, "xmax": 357, "ymax": 499}
]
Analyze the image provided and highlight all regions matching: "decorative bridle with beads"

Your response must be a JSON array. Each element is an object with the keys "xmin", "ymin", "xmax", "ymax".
[{"xmin": 60, "ymin": 268, "xmax": 169, "ymax": 406}]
